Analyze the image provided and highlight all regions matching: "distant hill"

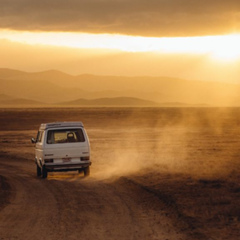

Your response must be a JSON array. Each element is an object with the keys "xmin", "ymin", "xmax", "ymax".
[
  {"xmin": 59, "ymin": 97, "xmax": 158, "ymax": 106},
  {"xmin": 0, "ymin": 69, "xmax": 26, "ymax": 79},
  {"xmin": 1, "ymin": 68, "xmax": 240, "ymax": 106},
  {"xmin": 0, "ymin": 94, "xmax": 193, "ymax": 107},
  {"xmin": 0, "ymin": 96, "xmax": 45, "ymax": 106},
  {"xmin": 0, "ymin": 94, "xmax": 14, "ymax": 102},
  {"xmin": 0, "ymin": 93, "xmax": 158, "ymax": 107}
]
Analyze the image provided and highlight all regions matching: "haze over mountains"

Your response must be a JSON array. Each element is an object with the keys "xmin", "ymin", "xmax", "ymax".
[{"xmin": 0, "ymin": 68, "xmax": 240, "ymax": 107}]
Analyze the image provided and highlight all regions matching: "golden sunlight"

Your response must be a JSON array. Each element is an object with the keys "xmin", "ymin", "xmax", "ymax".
[{"xmin": 1, "ymin": 30, "xmax": 240, "ymax": 61}]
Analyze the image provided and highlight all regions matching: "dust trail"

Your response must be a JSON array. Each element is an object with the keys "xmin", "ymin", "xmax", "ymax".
[{"xmin": 91, "ymin": 108, "xmax": 240, "ymax": 180}]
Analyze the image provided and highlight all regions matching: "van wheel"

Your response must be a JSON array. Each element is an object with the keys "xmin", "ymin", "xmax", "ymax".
[
  {"xmin": 83, "ymin": 166, "xmax": 90, "ymax": 177},
  {"xmin": 37, "ymin": 164, "xmax": 42, "ymax": 177},
  {"xmin": 42, "ymin": 166, "xmax": 48, "ymax": 179}
]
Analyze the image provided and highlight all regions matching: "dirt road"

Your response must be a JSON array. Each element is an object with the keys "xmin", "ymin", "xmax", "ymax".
[{"xmin": 0, "ymin": 153, "xmax": 187, "ymax": 240}]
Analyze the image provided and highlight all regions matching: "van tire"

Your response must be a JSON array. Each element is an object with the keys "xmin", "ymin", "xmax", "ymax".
[
  {"xmin": 83, "ymin": 166, "xmax": 90, "ymax": 177},
  {"xmin": 42, "ymin": 166, "xmax": 48, "ymax": 179},
  {"xmin": 37, "ymin": 164, "xmax": 42, "ymax": 177}
]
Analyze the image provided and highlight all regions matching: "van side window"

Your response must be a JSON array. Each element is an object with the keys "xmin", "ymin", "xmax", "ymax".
[
  {"xmin": 36, "ymin": 131, "xmax": 43, "ymax": 143},
  {"xmin": 47, "ymin": 129, "xmax": 85, "ymax": 144}
]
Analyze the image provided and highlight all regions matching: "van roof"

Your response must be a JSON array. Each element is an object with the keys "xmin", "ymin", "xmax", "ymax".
[{"xmin": 39, "ymin": 122, "xmax": 84, "ymax": 130}]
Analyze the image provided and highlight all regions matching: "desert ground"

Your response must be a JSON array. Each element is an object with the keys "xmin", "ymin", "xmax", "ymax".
[{"xmin": 0, "ymin": 107, "xmax": 240, "ymax": 240}]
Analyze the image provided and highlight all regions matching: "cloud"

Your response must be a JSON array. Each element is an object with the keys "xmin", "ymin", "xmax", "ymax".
[{"xmin": 1, "ymin": 0, "xmax": 240, "ymax": 36}]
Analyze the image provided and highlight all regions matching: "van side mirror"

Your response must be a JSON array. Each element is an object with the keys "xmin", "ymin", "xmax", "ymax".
[{"xmin": 31, "ymin": 138, "xmax": 36, "ymax": 143}]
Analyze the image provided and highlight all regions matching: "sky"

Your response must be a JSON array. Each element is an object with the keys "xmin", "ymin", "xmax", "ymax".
[{"xmin": 1, "ymin": 0, "xmax": 240, "ymax": 82}]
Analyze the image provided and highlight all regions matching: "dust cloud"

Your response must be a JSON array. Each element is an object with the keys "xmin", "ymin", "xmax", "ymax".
[{"xmin": 89, "ymin": 107, "xmax": 240, "ymax": 181}]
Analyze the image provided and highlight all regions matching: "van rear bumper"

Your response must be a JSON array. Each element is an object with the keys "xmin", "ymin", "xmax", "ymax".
[{"xmin": 45, "ymin": 162, "xmax": 91, "ymax": 172}]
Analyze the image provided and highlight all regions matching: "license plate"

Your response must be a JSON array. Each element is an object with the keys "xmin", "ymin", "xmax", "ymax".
[{"xmin": 62, "ymin": 157, "xmax": 71, "ymax": 162}]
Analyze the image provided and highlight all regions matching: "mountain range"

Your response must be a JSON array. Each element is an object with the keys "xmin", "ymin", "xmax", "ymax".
[{"xmin": 1, "ymin": 68, "xmax": 240, "ymax": 107}]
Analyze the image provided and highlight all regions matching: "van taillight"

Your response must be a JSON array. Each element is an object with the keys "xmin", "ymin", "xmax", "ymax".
[
  {"xmin": 45, "ymin": 159, "xmax": 53, "ymax": 163},
  {"xmin": 81, "ymin": 156, "xmax": 89, "ymax": 161}
]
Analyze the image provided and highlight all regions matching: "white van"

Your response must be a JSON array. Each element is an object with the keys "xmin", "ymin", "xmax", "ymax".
[{"xmin": 31, "ymin": 122, "xmax": 91, "ymax": 178}]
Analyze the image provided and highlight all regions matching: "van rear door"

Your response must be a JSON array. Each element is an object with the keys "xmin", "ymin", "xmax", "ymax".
[{"xmin": 43, "ymin": 128, "xmax": 90, "ymax": 162}]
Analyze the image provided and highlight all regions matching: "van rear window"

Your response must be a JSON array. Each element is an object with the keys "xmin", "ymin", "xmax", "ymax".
[{"xmin": 47, "ymin": 129, "xmax": 85, "ymax": 144}]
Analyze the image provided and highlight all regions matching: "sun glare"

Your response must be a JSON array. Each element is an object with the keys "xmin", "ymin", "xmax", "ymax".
[{"xmin": 1, "ymin": 30, "xmax": 240, "ymax": 61}]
